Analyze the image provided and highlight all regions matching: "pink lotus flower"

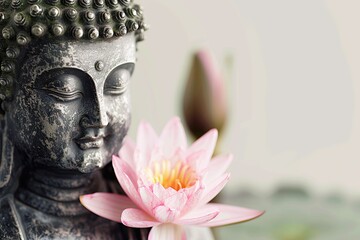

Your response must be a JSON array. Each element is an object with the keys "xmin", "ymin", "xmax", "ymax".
[{"xmin": 80, "ymin": 117, "xmax": 263, "ymax": 240}]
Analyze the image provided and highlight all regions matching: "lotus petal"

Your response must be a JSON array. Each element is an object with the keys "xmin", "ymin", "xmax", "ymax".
[
  {"xmin": 197, "ymin": 203, "xmax": 264, "ymax": 227},
  {"xmin": 149, "ymin": 224, "xmax": 184, "ymax": 240},
  {"xmin": 159, "ymin": 117, "xmax": 187, "ymax": 157},
  {"xmin": 80, "ymin": 193, "xmax": 135, "ymax": 223},
  {"xmin": 121, "ymin": 208, "xmax": 160, "ymax": 228}
]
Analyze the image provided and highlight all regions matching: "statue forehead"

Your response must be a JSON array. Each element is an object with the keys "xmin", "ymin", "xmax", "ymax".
[{"xmin": 21, "ymin": 33, "xmax": 136, "ymax": 80}]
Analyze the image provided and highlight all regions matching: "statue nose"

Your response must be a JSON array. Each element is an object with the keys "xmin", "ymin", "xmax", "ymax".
[{"xmin": 80, "ymin": 101, "xmax": 109, "ymax": 128}]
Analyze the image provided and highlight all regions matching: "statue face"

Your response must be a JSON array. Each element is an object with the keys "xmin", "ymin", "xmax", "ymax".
[{"xmin": 6, "ymin": 34, "xmax": 136, "ymax": 173}]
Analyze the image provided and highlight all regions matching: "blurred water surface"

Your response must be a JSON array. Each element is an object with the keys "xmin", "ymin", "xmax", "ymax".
[{"xmin": 217, "ymin": 187, "xmax": 360, "ymax": 240}]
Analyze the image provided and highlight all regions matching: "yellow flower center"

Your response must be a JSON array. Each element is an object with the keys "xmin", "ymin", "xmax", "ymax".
[{"xmin": 146, "ymin": 160, "xmax": 197, "ymax": 191}]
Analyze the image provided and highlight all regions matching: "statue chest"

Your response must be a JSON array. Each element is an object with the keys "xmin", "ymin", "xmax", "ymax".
[{"xmin": 0, "ymin": 196, "xmax": 146, "ymax": 240}]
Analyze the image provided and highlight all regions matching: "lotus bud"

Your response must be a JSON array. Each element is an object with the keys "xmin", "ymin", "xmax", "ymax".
[{"xmin": 182, "ymin": 50, "xmax": 227, "ymax": 140}]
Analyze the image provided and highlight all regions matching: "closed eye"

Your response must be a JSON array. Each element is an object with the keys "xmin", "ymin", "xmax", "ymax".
[
  {"xmin": 35, "ymin": 70, "xmax": 85, "ymax": 102},
  {"xmin": 104, "ymin": 78, "xmax": 128, "ymax": 95},
  {"xmin": 104, "ymin": 66, "xmax": 132, "ymax": 96},
  {"xmin": 41, "ymin": 88, "xmax": 83, "ymax": 102}
]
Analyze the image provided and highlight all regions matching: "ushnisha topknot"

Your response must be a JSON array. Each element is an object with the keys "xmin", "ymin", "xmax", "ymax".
[
  {"xmin": 0, "ymin": 0, "xmax": 146, "ymax": 42},
  {"xmin": 0, "ymin": 0, "xmax": 147, "ymax": 102},
  {"xmin": 0, "ymin": 0, "xmax": 146, "ymax": 45}
]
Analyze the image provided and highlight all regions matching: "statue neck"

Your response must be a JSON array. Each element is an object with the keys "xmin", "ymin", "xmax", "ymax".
[{"xmin": 16, "ymin": 166, "xmax": 107, "ymax": 217}]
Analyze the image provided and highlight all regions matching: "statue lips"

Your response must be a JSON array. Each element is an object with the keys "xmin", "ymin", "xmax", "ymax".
[{"xmin": 75, "ymin": 133, "xmax": 107, "ymax": 150}]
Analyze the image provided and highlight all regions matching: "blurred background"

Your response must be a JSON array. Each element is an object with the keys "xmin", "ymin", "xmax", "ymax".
[{"xmin": 130, "ymin": 1, "xmax": 360, "ymax": 239}]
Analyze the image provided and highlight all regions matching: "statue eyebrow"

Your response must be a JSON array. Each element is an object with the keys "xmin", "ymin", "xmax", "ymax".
[{"xmin": 35, "ymin": 67, "xmax": 92, "ymax": 85}]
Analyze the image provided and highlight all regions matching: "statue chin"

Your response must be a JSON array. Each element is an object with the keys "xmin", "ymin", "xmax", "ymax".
[
  {"xmin": 36, "ymin": 153, "xmax": 110, "ymax": 174},
  {"xmin": 79, "ymin": 150, "xmax": 108, "ymax": 173}
]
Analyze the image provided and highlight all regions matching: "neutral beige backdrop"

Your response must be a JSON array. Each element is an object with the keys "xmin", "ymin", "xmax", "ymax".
[{"xmin": 129, "ymin": 0, "xmax": 359, "ymax": 199}]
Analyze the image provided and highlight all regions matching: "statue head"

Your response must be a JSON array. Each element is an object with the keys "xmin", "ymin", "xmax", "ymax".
[{"xmin": 0, "ymin": 0, "xmax": 146, "ymax": 174}]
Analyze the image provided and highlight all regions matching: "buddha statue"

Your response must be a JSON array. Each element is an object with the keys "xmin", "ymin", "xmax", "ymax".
[{"xmin": 0, "ymin": 0, "xmax": 149, "ymax": 239}]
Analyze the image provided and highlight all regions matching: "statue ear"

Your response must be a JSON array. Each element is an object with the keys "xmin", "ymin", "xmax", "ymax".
[
  {"xmin": 0, "ymin": 120, "xmax": 14, "ymax": 190},
  {"xmin": 1, "ymin": 101, "xmax": 9, "ymax": 113}
]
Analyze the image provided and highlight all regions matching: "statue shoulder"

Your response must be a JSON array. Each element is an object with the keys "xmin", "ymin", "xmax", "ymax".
[{"xmin": 0, "ymin": 195, "xmax": 23, "ymax": 239}]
